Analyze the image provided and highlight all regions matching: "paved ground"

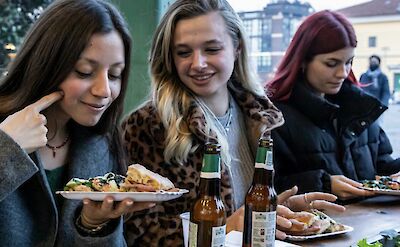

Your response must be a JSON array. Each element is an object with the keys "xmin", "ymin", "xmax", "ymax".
[{"xmin": 381, "ymin": 103, "xmax": 400, "ymax": 158}]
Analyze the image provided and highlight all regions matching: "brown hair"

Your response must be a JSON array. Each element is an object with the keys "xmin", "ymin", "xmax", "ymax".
[
  {"xmin": 0, "ymin": 0, "xmax": 132, "ymax": 165},
  {"xmin": 267, "ymin": 10, "xmax": 357, "ymax": 101}
]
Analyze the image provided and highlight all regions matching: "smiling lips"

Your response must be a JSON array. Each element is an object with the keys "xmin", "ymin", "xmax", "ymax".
[
  {"xmin": 190, "ymin": 73, "xmax": 214, "ymax": 83},
  {"xmin": 82, "ymin": 101, "xmax": 107, "ymax": 111}
]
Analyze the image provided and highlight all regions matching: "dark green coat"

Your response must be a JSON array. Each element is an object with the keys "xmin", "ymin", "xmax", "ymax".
[{"xmin": 0, "ymin": 126, "xmax": 126, "ymax": 247}]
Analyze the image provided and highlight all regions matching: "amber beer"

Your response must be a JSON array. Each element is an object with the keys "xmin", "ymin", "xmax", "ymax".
[
  {"xmin": 189, "ymin": 143, "xmax": 226, "ymax": 247},
  {"xmin": 242, "ymin": 137, "xmax": 277, "ymax": 247}
]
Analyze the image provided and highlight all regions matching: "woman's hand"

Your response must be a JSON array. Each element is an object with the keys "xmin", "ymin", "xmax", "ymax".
[
  {"xmin": 331, "ymin": 175, "xmax": 375, "ymax": 200},
  {"xmin": 276, "ymin": 205, "xmax": 293, "ymax": 240},
  {"xmin": 0, "ymin": 91, "xmax": 63, "ymax": 154},
  {"xmin": 80, "ymin": 196, "xmax": 156, "ymax": 228},
  {"xmin": 226, "ymin": 206, "xmax": 244, "ymax": 233},
  {"xmin": 278, "ymin": 186, "xmax": 346, "ymax": 212}
]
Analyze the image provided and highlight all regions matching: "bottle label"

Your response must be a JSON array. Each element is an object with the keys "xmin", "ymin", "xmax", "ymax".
[
  {"xmin": 188, "ymin": 222, "xmax": 226, "ymax": 247},
  {"xmin": 255, "ymin": 150, "xmax": 273, "ymax": 170},
  {"xmin": 188, "ymin": 222, "xmax": 198, "ymax": 247},
  {"xmin": 251, "ymin": 211, "xmax": 276, "ymax": 247},
  {"xmin": 211, "ymin": 225, "xmax": 226, "ymax": 247}
]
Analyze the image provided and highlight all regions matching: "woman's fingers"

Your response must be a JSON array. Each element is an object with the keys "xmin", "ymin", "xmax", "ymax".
[
  {"xmin": 30, "ymin": 91, "xmax": 64, "ymax": 112},
  {"xmin": 309, "ymin": 199, "xmax": 346, "ymax": 212},
  {"xmin": 81, "ymin": 197, "xmax": 157, "ymax": 225},
  {"xmin": 305, "ymin": 192, "xmax": 337, "ymax": 202},
  {"xmin": 0, "ymin": 91, "xmax": 64, "ymax": 153},
  {"xmin": 276, "ymin": 229, "xmax": 287, "ymax": 240},
  {"xmin": 277, "ymin": 186, "xmax": 298, "ymax": 204}
]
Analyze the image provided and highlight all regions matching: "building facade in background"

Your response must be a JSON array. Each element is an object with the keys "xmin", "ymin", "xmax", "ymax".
[
  {"xmin": 337, "ymin": 0, "xmax": 400, "ymax": 101},
  {"xmin": 238, "ymin": 0, "xmax": 313, "ymax": 82}
]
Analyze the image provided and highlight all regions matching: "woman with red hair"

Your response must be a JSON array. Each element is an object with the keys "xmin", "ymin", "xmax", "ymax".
[{"xmin": 267, "ymin": 10, "xmax": 400, "ymax": 200}]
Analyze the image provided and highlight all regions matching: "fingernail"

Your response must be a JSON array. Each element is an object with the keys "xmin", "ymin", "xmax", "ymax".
[
  {"xmin": 126, "ymin": 200, "xmax": 133, "ymax": 206},
  {"xmin": 107, "ymin": 199, "xmax": 113, "ymax": 203},
  {"xmin": 83, "ymin": 199, "xmax": 89, "ymax": 205},
  {"xmin": 149, "ymin": 203, "xmax": 156, "ymax": 207}
]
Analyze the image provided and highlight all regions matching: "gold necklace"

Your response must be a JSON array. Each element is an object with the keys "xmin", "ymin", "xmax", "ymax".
[{"xmin": 46, "ymin": 135, "xmax": 70, "ymax": 158}]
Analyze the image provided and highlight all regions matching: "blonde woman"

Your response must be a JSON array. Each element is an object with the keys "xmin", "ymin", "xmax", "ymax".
[{"xmin": 122, "ymin": 0, "xmax": 344, "ymax": 245}]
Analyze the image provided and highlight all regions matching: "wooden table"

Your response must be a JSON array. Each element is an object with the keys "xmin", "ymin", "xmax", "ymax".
[{"xmin": 294, "ymin": 195, "xmax": 400, "ymax": 246}]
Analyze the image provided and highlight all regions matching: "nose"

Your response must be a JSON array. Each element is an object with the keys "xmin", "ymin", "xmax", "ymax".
[
  {"xmin": 191, "ymin": 51, "xmax": 207, "ymax": 71},
  {"xmin": 336, "ymin": 64, "xmax": 350, "ymax": 79},
  {"xmin": 91, "ymin": 71, "xmax": 111, "ymax": 98}
]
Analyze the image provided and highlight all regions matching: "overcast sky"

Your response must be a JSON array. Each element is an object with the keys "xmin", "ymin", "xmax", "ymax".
[{"xmin": 227, "ymin": 0, "xmax": 371, "ymax": 12}]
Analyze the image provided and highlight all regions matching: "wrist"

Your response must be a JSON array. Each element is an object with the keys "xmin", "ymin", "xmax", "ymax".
[
  {"xmin": 75, "ymin": 214, "xmax": 110, "ymax": 236},
  {"xmin": 80, "ymin": 213, "xmax": 109, "ymax": 229}
]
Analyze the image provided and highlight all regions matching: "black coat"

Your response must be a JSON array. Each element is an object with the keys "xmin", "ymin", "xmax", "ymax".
[{"xmin": 272, "ymin": 80, "xmax": 400, "ymax": 194}]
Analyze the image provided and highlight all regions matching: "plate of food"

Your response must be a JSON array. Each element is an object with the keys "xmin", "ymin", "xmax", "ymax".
[
  {"xmin": 284, "ymin": 210, "xmax": 353, "ymax": 241},
  {"xmin": 360, "ymin": 176, "xmax": 400, "ymax": 196},
  {"xmin": 56, "ymin": 164, "xmax": 189, "ymax": 202}
]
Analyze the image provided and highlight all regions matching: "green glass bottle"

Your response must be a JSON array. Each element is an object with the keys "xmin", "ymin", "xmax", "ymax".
[{"xmin": 189, "ymin": 143, "xmax": 226, "ymax": 247}]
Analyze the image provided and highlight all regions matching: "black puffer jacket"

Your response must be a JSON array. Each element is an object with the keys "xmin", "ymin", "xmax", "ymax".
[{"xmin": 272, "ymin": 80, "xmax": 400, "ymax": 194}]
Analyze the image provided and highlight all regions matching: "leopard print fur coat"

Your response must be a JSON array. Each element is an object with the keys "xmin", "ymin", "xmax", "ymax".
[{"xmin": 121, "ymin": 81, "xmax": 284, "ymax": 246}]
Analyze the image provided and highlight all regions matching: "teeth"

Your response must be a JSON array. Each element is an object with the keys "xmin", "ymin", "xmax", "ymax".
[{"xmin": 192, "ymin": 74, "xmax": 212, "ymax": 80}]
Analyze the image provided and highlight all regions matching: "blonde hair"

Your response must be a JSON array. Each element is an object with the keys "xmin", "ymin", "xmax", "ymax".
[{"xmin": 149, "ymin": 0, "xmax": 263, "ymax": 165}]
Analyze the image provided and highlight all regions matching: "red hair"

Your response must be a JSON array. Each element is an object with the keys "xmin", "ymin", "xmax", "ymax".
[{"xmin": 267, "ymin": 10, "xmax": 358, "ymax": 101}]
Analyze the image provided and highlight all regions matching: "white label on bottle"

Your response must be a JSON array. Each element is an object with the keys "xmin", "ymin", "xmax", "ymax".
[
  {"xmin": 188, "ymin": 222, "xmax": 198, "ymax": 247},
  {"xmin": 211, "ymin": 225, "xmax": 226, "ymax": 247},
  {"xmin": 200, "ymin": 172, "xmax": 221, "ymax": 179},
  {"xmin": 251, "ymin": 211, "xmax": 276, "ymax": 247}
]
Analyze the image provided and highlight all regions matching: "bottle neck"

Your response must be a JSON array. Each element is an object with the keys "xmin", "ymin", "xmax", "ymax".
[
  {"xmin": 252, "ymin": 168, "xmax": 274, "ymax": 186},
  {"xmin": 199, "ymin": 177, "xmax": 222, "ymax": 197}
]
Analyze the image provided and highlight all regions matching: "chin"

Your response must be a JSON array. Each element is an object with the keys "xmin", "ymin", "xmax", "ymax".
[{"xmin": 74, "ymin": 117, "xmax": 101, "ymax": 127}]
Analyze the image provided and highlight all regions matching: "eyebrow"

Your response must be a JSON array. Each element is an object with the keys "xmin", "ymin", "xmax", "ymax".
[
  {"xmin": 80, "ymin": 57, "xmax": 125, "ymax": 67},
  {"xmin": 326, "ymin": 56, "xmax": 354, "ymax": 62},
  {"xmin": 174, "ymin": 39, "xmax": 224, "ymax": 48}
]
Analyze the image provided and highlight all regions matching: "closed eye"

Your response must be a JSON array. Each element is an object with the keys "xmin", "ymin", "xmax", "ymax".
[
  {"xmin": 176, "ymin": 50, "xmax": 191, "ymax": 58},
  {"xmin": 108, "ymin": 74, "xmax": 121, "ymax": 80},
  {"xmin": 75, "ymin": 70, "xmax": 92, "ymax": 78}
]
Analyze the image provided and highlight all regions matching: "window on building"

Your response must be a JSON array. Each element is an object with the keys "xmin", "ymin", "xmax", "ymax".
[
  {"xmin": 257, "ymin": 55, "xmax": 272, "ymax": 72},
  {"xmin": 368, "ymin": 36, "xmax": 377, "ymax": 47},
  {"xmin": 261, "ymin": 37, "xmax": 271, "ymax": 52}
]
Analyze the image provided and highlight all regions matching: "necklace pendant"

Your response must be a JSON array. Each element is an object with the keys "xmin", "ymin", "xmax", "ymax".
[{"xmin": 52, "ymin": 149, "xmax": 56, "ymax": 158}]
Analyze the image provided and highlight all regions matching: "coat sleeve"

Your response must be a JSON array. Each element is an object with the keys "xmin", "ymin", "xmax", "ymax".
[
  {"xmin": 0, "ymin": 130, "xmax": 38, "ymax": 201},
  {"xmin": 121, "ymin": 107, "xmax": 185, "ymax": 247},
  {"xmin": 380, "ymin": 74, "xmax": 391, "ymax": 106},
  {"xmin": 375, "ymin": 127, "xmax": 400, "ymax": 175},
  {"xmin": 272, "ymin": 128, "xmax": 332, "ymax": 194}
]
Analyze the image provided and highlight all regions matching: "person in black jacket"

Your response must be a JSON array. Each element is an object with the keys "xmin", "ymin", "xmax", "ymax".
[
  {"xmin": 267, "ymin": 10, "xmax": 400, "ymax": 200},
  {"xmin": 360, "ymin": 55, "xmax": 391, "ymax": 107}
]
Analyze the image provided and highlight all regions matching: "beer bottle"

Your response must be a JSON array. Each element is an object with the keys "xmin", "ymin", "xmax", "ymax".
[
  {"xmin": 242, "ymin": 137, "xmax": 277, "ymax": 247},
  {"xmin": 189, "ymin": 143, "xmax": 226, "ymax": 247}
]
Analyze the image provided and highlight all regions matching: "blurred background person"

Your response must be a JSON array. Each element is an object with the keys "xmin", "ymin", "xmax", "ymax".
[
  {"xmin": 359, "ymin": 55, "xmax": 391, "ymax": 125},
  {"xmin": 360, "ymin": 55, "xmax": 391, "ymax": 107}
]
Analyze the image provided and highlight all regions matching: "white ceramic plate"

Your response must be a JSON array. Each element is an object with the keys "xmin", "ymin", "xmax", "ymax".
[
  {"xmin": 285, "ymin": 225, "xmax": 354, "ymax": 241},
  {"xmin": 56, "ymin": 189, "xmax": 189, "ymax": 202},
  {"xmin": 360, "ymin": 187, "xmax": 400, "ymax": 195}
]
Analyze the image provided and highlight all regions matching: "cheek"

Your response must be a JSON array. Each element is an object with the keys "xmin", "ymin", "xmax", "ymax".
[
  {"xmin": 59, "ymin": 79, "xmax": 85, "ymax": 100},
  {"xmin": 110, "ymin": 83, "xmax": 122, "ymax": 102}
]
